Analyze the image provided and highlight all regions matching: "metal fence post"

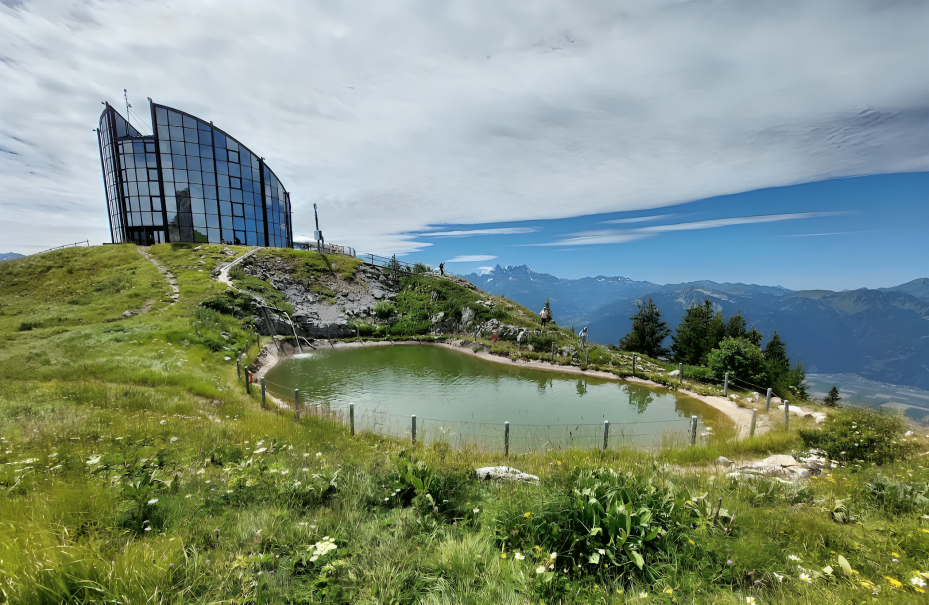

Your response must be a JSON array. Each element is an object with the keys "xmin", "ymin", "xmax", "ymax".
[
  {"xmin": 246, "ymin": 371, "xmax": 251, "ymax": 395},
  {"xmin": 632, "ymin": 354, "xmax": 636, "ymax": 374},
  {"xmin": 749, "ymin": 409, "xmax": 757, "ymax": 437},
  {"xmin": 679, "ymin": 362, "xmax": 683, "ymax": 385},
  {"xmin": 504, "ymin": 421, "xmax": 509, "ymax": 457},
  {"xmin": 603, "ymin": 420, "xmax": 610, "ymax": 450},
  {"xmin": 551, "ymin": 342, "xmax": 555, "ymax": 361},
  {"xmin": 784, "ymin": 400, "xmax": 789, "ymax": 430},
  {"xmin": 689, "ymin": 415, "xmax": 698, "ymax": 445},
  {"xmin": 765, "ymin": 388, "xmax": 772, "ymax": 412},
  {"xmin": 237, "ymin": 357, "xmax": 241, "ymax": 379},
  {"xmin": 350, "ymin": 404, "xmax": 355, "ymax": 437},
  {"xmin": 411, "ymin": 414, "xmax": 417, "ymax": 445},
  {"xmin": 723, "ymin": 372, "xmax": 729, "ymax": 397},
  {"xmin": 260, "ymin": 378, "xmax": 266, "ymax": 408},
  {"xmin": 294, "ymin": 389, "xmax": 299, "ymax": 413},
  {"xmin": 585, "ymin": 348, "xmax": 590, "ymax": 366}
]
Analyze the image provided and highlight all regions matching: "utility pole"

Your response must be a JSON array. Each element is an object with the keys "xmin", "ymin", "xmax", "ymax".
[{"xmin": 313, "ymin": 203, "xmax": 324, "ymax": 246}]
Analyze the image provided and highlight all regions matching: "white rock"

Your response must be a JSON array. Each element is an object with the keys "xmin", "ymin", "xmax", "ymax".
[
  {"xmin": 761, "ymin": 455, "xmax": 800, "ymax": 467},
  {"xmin": 668, "ymin": 369, "xmax": 680, "ymax": 376},
  {"xmin": 122, "ymin": 310, "xmax": 133, "ymax": 317},
  {"xmin": 475, "ymin": 466, "xmax": 539, "ymax": 484},
  {"xmin": 792, "ymin": 468, "xmax": 812, "ymax": 479},
  {"xmin": 715, "ymin": 456, "xmax": 733, "ymax": 466}
]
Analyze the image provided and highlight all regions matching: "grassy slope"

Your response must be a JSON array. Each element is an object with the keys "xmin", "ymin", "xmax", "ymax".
[{"xmin": 0, "ymin": 244, "xmax": 926, "ymax": 604}]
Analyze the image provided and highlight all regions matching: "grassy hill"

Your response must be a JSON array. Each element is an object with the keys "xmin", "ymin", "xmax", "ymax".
[{"xmin": 1, "ymin": 244, "xmax": 928, "ymax": 604}]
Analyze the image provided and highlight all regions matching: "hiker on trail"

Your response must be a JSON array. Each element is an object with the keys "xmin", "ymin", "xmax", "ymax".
[
  {"xmin": 579, "ymin": 327, "xmax": 588, "ymax": 349},
  {"xmin": 540, "ymin": 306, "xmax": 549, "ymax": 327},
  {"xmin": 439, "ymin": 262, "xmax": 445, "ymax": 276}
]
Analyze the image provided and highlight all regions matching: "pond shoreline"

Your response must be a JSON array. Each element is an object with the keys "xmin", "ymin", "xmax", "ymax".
[{"xmin": 252, "ymin": 338, "xmax": 759, "ymax": 437}]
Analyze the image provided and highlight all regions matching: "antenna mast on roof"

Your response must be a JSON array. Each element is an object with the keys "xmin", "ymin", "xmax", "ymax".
[{"xmin": 123, "ymin": 89, "xmax": 132, "ymax": 128}]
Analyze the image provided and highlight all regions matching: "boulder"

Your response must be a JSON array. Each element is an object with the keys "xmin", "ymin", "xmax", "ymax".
[
  {"xmin": 761, "ymin": 455, "xmax": 800, "ymax": 467},
  {"xmin": 372, "ymin": 289, "xmax": 384, "ymax": 300},
  {"xmin": 715, "ymin": 456, "xmax": 734, "ymax": 467},
  {"xmin": 122, "ymin": 310, "xmax": 133, "ymax": 317},
  {"xmin": 668, "ymin": 369, "xmax": 680, "ymax": 376},
  {"xmin": 475, "ymin": 466, "xmax": 539, "ymax": 484}
]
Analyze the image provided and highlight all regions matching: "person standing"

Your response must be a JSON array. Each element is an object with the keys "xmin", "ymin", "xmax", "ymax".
[
  {"xmin": 540, "ymin": 306, "xmax": 549, "ymax": 327},
  {"xmin": 439, "ymin": 262, "xmax": 445, "ymax": 276},
  {"xmin": 579, "ymin": 326, "xmax": 588, "ymax": 349}
]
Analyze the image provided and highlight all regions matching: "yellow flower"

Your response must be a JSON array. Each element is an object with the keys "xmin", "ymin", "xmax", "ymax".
[
  {"xmin": 523, "ymin": 512, "xmax": 532, "ymax": 518},
  {"xmin": 921, "ymin": 529, "xmax": 929, "ymax": 534},
  {"xmin": 884, "ymin": 576, "xmax": 903, "ymax": 588},
  {"xmin": 688, "ymin": 539, "xmax": 695, "ymax": 545},
  {"xmin": 664, "ymin": 587, "xmax": 673, "ymax": 594},
  {"xmin": 892, "ymin": 552, "xmax": 901, "ymax": 558},
  {"xmin": 500, "ymin": 553, "xmax": 507, "ymax": 559}
]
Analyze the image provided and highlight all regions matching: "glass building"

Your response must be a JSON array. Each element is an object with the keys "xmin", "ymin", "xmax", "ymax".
[{"xmin": 97, "ymin": 100, "xmax": 293, "ymax": 248}]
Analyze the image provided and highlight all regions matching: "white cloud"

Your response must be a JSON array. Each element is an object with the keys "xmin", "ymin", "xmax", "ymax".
[
  {"xmin": 534, "ymin": 212, "xmax": 846, "ymax": 246},
  {"xmin": 601, "ymin": 214, "xmax": 680, "ymax": 225},
  {"xmin": 445, "ymin": 255, "xmax": 497, "ymax": 263},
  {"xmin": 0, "ymin": 1, "xmax": 926, "ymax": 253},
  {"xmin": 418, "ymin": 227, "xmax": 538, "ymax": 238}
]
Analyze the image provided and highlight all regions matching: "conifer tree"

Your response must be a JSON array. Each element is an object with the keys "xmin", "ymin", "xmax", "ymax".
[
  {"xmin": 672, "ymin": 299, "xmax": 726, "ymax": 366},
  {"xmin": 764, "ymin": 331, "xmax": 790, "ymax": 378},
  {"xmin": 823, "ymin": 385, "xmax": 842, "ymax": 407},
  {"xmin": 747, "ymin": 326, "xmax": 764, "ymax": 347},
  {"xmin": 618, "ymin": 298, "xmax": 671, "ymax": 358},
  {"xmin": 726, "ymin": 312, "xmax": 748, "ymax": 340}
]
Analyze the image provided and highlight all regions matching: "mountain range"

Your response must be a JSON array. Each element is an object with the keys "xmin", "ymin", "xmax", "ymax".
[
  {"xmin": 0, "ymin": 252, "xmax": 24, "ymax": 261},
  {"xmin": 464, "ymin": 266, "xmax": 929, "ymax": 390}
]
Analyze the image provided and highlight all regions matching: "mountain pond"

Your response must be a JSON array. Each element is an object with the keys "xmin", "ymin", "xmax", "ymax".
[{"xmin": 264, "ymin": 344, "xmax": 732, "ymax": 450}]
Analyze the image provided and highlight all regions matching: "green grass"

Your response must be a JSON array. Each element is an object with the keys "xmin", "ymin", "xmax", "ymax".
[{"xmin": 1, "ymin": 244, "xmax": 928, "ymax": 603}]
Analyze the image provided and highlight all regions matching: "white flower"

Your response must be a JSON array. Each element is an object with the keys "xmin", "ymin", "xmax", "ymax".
[
  {"xmin": 473, "ymin": 508, "xmax": 480, "ymax": 514},
  {"xmin": 316, "ymin": 452, "xmax": 322, "ymax": 457},
  {"xmin": 639, "ymin": 593, "xmax": 648, "ymax": 598},
  {"xmin": 536, "ymin": 565, "xmax": 546, "ymax": 574},
  {"xmin": 86, "ymin": 455, "xmax": 101, "ymax": 465},
  {"xmin": 773, "ymin": 572, "xmax": 784, "ymax": 582},
  {"xmin": 303, "ymin": 453, "xmax": 310, "ymax": 457},
  {"xmin": 788, "ymin": 555, "xmax": 802, "ymax": 562},
  {"xmin": 170, "ymin": 437, "xmax": 178, "ymax": 442},
  {"xmin": 746, "ymin": 598, "xmax": 756, "ymax": 604},
  {"xmin": 912, "ymin": 577, "xmax": 927, "ymax": 587},
  {"xmin": 514, "ymin": 553, "xmax": 525, "ymax": 560},
  {"xmin": 160, "ymin": 420, "xmax": 166, "ymax": 425},
  {"xmin": 799, "ymin": 573, "xmax": 812, "ymax": 583},
  {"xmin": 549, "ymin": 552, "xmax": 557, "ymax": 560},
  {"xmin": 310, "ymin": 555, "xmax": 318, "ymax": 562},
  {"xmin": 147, "ymin": 498, "xmax": 158, "ymax": 504},
  {"xmin": 254, "ymin": 447, "xmax": 267, "ymax": 454},
  {"xmin": 597, "ymin": 549, "xmax": 605, "ymax": 555}
]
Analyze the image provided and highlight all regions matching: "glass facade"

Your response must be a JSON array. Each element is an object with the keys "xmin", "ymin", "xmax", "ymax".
[{"xmin": 97, "ymin": 101, "xmax": 293, "ymax": 248}]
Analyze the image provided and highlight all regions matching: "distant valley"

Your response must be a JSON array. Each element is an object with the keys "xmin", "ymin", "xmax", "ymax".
[{"xmin": 465, "ymin": 266, "xmax": 929, "ymax": 390}]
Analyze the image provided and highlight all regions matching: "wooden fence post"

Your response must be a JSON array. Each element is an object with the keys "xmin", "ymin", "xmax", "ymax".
[
  {"xmin": 603, "ymin": 420, "xmax": 610, "ymax": 451},
  {"xmin": 411, "ymin": 414, "xmax": 417, "ymax": 445},
  {"xmin": 237, "ymin": 357, "xmax": 241, "ymax": 379},
  {"xmin": 260, "ymin": 378, "xmax": 266, "ymax": 408},
  {"xmin": 765, "ymin": 388, "xmax": 772, "ymax": 412},
  {"xmin": 784, "ymin": 400, "xmax": 789, "ymax": 429},
  {"xmin": 350, "ymin": 403, "xmax": 355, "ymax": 436},
  {"xmin": 689, "ymin": 415, "xmax": 698, "ymax": 446},
  {"xmin": 632, "ymin": 354, "xmax": 636, "ymax": 374},
  {"xmin": 504, "ymin": 421, "xmax": 509, "ymax": 457},
  {"xmin": 723, "ymin": 372, "xmax": 729, "ymax": 397},
  {"xmin": 679, "ymin": 362, "xmax": 683, "ymax": 385},
  {"xmin": 294, "ymin": 389, "xmax": 299, "ymax": 416},
  {"xmin": 749, "ymin": 409, "xmax": 757, "ymax": 437}
]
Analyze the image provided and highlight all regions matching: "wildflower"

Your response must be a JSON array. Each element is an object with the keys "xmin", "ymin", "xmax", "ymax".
[
  {"xmin": 598, "ymin": 549, "xmax": 606, "ymax": 555},
  {"xmin": 185, "ymin": 494, "xmax": 191, "ymax": 498},
  {"xmin": 523, "ymin": 512, "xmax": 532, "ymax": 517},
  {"xmin": 501, "ymin": 553, "xmax": 507, "ymax": 559},
  {"xmin": 473, "ymin": 508, "xmax": 480, "ymax": 514},
  {"xmin": 788, "ymin": 555, "xmax": 802, "ymax": 562},
  {"xmin": 884, "ymin": 576, "xmax": 903, "ymax": 588},
  {"xmin": 254, "ymin": 447, "xmax": 267, "ymax": 454},
  {"xmin": 170, "ymin": 437, "xmax": 178, "ymax": 442},
  {"xmin": 160, "ymin": 420, "xmax": 166, "ymax": 425},
  {"xmin": 303, "ymin": 453, "xmax": 310, "ymax": 457},
  {"xmin": 892, "ymin": 552, "xmax": 901, "ymax": 558},
  {"xmin": 514, "ymin": 553, "xmax": 524, "ymax": 560},
  {"xmin": 638, "ymin": 593, "xmax": 648, "ymax": 598},
  {"xmin": 316, "ymin": 452, "xmax": 322, "ymax": 457},
  {"xmin": 727, "ymin": 559, "xmax": 734, "ymax": 566},
  {"xmin": 147, "ymin": 498, "xmax": 158, "ymax": 504},
  {"xmin": 772, "ymin": 573, "xmax": 784, "ymax": 582},
  {"xmin": 536, "ymin": 565, "xmax": 546, "ymax": 574},
  {"xmin": 746, "ymin": 598, "xmax": 756, "ymax": 605},
  {"xmin": 688, "ymin": 539, "xmax": 695, "ymax": 545},
  {"xmin": 664, "ymin": 588, "xmax": 673, "ymax": 594},
  {"xmin": 799, "ymin": 573, "xmax": 812, "ymax": 583},
  {"xmin": 911, "ymin": 576, "xmax": 927, "ymax": 588}
]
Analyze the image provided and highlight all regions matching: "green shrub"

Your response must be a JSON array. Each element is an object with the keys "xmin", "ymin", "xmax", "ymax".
[
  {"xmin": 707, "ymin": 337, "xmax": 769, "ymax": 387},
  {"xmin": 374, "ymin": 300, "xmax": 396, "ymax": 319},
  {"xmin": 17, "ymin": 320, "xmax": 41, "ymax": 331},
  {"xmin": 798, "ymin": 406, "xmax": 918, "ymax": 464},
  {"xmin": 861, "ymin": 474, "xmax": 929, "ymax": 514},
  {"xmin": 496, "ymin": 468, "xmax": 728, "ymax": 582},
  {"xmin": 228, "ymin": 264, "xmax": 246, "ymax": 281},
  {"xmin": 93, "ymin": 275, "xmax": 134, "ymax": 294}
]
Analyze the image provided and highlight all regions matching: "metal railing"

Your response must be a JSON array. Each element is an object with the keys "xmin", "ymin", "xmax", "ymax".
[{"xmin": 26, "ymin": 240, "xmax": 90, "ymax": 257}]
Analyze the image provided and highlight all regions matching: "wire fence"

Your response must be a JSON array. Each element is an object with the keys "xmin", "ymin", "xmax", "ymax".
[
  {"xmin": 254, "ymin": 374, "xmax": 698, "ymax": 453},
  {"xmin": 26, "ymin": 240, "xmax": 90, "ymax": 257}
]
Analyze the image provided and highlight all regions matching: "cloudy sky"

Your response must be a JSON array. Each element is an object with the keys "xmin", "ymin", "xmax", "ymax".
[{"xmin": 1, "ymin": 0, "xmax": 927, "ymax": 288}]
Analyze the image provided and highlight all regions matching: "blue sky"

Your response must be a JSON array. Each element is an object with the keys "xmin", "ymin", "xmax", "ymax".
[
  {"xmin": 1, "ymin": 1, "xmax": 927, "ymax": 291},
  {"xmin": 405, "ymin": 172, "xmax": 929, "ymax": 291}
]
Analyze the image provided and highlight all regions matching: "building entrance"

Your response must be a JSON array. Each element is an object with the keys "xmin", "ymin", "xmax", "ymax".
[{"xmin": 126, "ymin": 227, "xmax": 165, "ymax": 246}]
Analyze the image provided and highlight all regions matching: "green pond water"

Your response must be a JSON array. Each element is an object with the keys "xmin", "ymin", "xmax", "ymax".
[{"xmin": 265, "ymin": 344, "xmax": 730, "ymax": 450}]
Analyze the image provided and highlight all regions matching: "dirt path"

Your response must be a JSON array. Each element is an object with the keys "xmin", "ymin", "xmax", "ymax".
[
  {"xmin": 216, "ymin": 247, "xmax": 259, "ymax": 288},
  {"xmin": 137, "ymin": 248, "xmax": 179, "ymax": 308}
]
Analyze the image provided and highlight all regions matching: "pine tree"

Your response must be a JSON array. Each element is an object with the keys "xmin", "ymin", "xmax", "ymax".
[
  {"xmin": 747, "ymin": 326, "xmax": 764, "ymax": 347},
  {"xmin": 726, "ymin": 312, "xmax": 748, "ymax": 340},
  {"xmin": 618, "ymin": 298, "xmax": 671, "ymax": 358},
  {"xmin": 764, "ymin": 331, "xmax": 790, "ymax": 379},
  {"xmin": 672, "ymin": 299, "xmax": 725, "ymax": 366},
  {"xmin": 823, "ymin": 385, "xmax": 841, "ymax": 407}
]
